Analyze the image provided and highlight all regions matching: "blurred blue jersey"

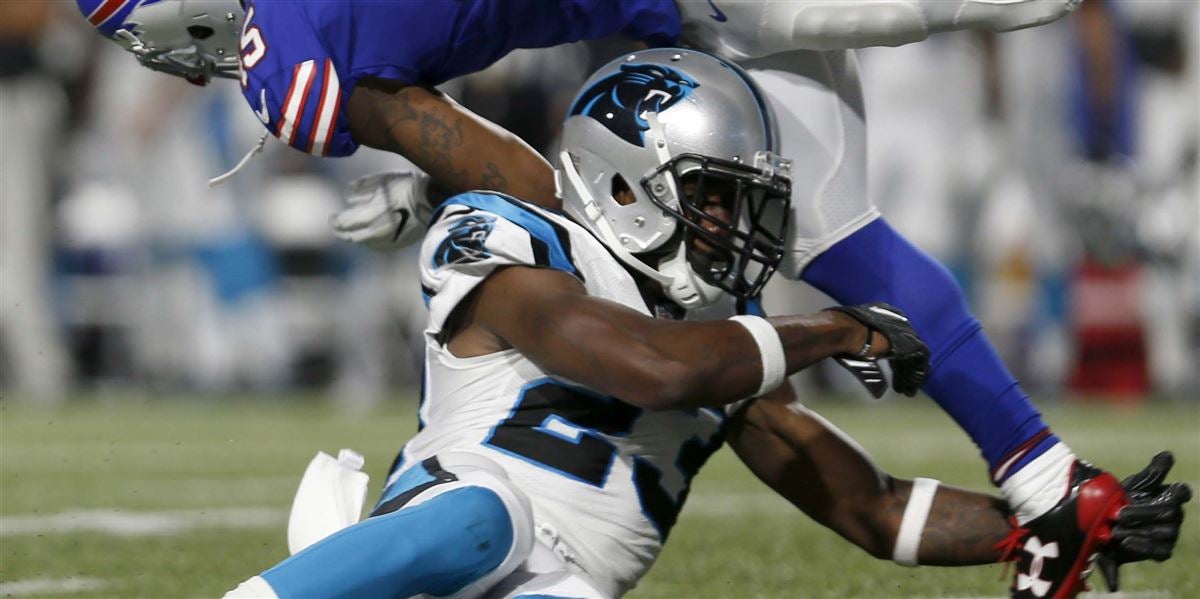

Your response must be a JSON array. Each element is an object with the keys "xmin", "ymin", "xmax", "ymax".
[{"xmin": 239, "ymin": 0, "xmax": 681, "ymax": 157}]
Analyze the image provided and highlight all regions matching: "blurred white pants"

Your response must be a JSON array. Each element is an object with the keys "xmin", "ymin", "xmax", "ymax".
[
  {"xmin": 741, "ymin": 49, "xmax": 878, "ymax": 278},
  {"xmin": 0, "ymin": 76, "xmax": 71, "ymax": 397}
]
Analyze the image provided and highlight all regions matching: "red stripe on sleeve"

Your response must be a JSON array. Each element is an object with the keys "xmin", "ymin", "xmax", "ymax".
[{"xmin": 275, "ymin": 64, "xmax": 305, "ymax": 138}]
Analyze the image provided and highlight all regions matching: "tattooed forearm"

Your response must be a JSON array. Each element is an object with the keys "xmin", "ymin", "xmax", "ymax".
[
  {"xmin": 347, "ymin": 79, "xmax": 557, "ymax": 206},
  {"xmin": 415, "ymin": 112, "xmax": 469, "ymax": 189},
  {"xmin": 384, "ymin": 84, "xmax": 419, "ymax": 122},
  {"xmin": 480, "ymin": 162, "xmax": 508, "ymax": 192},
  {"xmin": 891, "ymin": 480, "xmax": 1011, "ymax": 566}
]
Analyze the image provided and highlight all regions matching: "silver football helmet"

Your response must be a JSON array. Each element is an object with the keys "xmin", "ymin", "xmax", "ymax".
[
  {"xmin": 77, "ymin": 0, "xmax": 244, "ymax": 85},
  {"xmin": 557, "ymin": 49, "xmax": 792, "ymax": 310}
]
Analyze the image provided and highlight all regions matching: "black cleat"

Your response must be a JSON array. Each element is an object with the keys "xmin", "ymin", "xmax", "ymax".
[{"xmin": 997, "ymin": 461, "xmax": 1128, "ymax": 599}]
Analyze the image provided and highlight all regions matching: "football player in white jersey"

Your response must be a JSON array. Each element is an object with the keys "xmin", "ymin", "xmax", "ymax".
[
  {"xmin": 226, "ymin": 50, "xmax": 1187, "ymax": 599},
  {"xmin": 84, "ymin": 3, "xmax": 1187, "ymax": 597},
  {"xmin": 329, "ymin": 4, "xmax": 1192, "ymax": 596}
]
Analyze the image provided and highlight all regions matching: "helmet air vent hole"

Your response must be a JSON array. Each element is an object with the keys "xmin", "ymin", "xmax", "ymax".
[
  {"xmin": 611, "ymin": 175, "xmax": 635, "ymax": 206},
  {"xmin": 187, "ymin": 25, "xmax": 215, "ymax": 40}
]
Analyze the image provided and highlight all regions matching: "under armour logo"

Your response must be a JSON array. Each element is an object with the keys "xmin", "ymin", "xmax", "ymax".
[{"xmin": 1016, "ymin": 536, "xmax": 1060, "ymax": 597}]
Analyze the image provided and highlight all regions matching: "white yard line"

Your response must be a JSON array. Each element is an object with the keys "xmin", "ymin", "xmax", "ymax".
[
  {"xmin": 0, "ymin": 578, "xmax": 108, "ymax": 596},
  {"xmin": 0, "ymin": 507, "xmax": 286, "ymax": 537}
]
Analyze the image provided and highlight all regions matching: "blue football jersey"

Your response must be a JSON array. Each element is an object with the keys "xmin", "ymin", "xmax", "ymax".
[{"xmin": 238, "ymin": 0, "xmax": 682, "ymax": 157}]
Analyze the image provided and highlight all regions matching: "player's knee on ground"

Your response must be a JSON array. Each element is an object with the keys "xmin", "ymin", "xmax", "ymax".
[{"xmin": 239, "ymin": 452, "xmax": 533, "ymax": 599}]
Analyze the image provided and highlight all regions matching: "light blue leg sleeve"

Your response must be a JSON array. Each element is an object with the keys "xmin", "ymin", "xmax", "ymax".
[{"xmin": 262, "ymin": 458, "xmax": 520, "ymax": 599}]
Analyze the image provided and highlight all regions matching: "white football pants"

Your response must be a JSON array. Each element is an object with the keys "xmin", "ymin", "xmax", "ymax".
[{"xmin": 674, "ymin": 0, "xmax": 1081, "ymax": 276}]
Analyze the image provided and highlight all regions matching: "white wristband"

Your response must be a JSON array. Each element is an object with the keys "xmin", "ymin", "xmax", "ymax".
[
  {"xmin": 729, "ymin": 315, "xmax": 786, "ymax": 398},
  {"xmin": 893, "ymin": 477, "xmax": 939, "ymax": 567}
]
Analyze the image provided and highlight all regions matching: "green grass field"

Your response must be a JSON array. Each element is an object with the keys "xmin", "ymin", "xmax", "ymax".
[{"xmin": 2, "ymin": 396, "xmax": 1197, "ymax": 598}]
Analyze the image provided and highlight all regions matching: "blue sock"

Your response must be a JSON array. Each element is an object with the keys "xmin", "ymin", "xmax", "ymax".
[
  {"xmin": 802, "ymin": 219, "xmax": 1057, "ymax": 482},
  {"xmin": 261, "ymin": 486, "xmax": 514, "ymax": 599}
]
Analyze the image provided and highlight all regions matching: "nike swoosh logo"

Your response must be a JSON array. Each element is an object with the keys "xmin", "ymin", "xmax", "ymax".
[
  {"xmin": 706, "ymin": 0, "xmax": 728, "ymax": 22},
  {"xmin": 391, "ymin": 208, "xmax": 411, "ymax": 243},
  {"xmin": 868, "ymin": 305, "xmax": 908, "ymax": 322},
  {"xmin": 255, "ymin": 89, "xmax": 270, "ymax": 124}
]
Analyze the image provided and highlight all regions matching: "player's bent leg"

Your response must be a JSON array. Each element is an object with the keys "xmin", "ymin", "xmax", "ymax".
[
  {"xmin": 801, "ymin": 219, "xmax": 1062, "ymax": 492},
  {"xmin": 225, "ymin": 452, "xmax": 534, "ymax": 599},
  {"xmin": 676, "ymin": 1, "xmax": 1081, "ymax": 57},
  {"xmin": 748, "ymin": 50, "xmax": 1070, "ymax": 518}
]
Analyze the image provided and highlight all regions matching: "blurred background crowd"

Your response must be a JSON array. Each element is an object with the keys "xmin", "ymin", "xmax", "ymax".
[{"xmin": 1, "ymin": 1, "xmax": 1197, "ymax": 407}]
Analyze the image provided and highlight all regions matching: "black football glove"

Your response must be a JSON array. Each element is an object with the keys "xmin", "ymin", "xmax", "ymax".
[
  {"xmin": 825, "ymin": 303, "xmax": 930, "ymax": 398},
  {"xmin": 1099, "ymin": 451, "xmax": 1192, "ymax": 591}
]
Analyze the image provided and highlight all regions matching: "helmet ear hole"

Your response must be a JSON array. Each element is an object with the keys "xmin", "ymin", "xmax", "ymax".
[
  {"xmin": 187, "ymin": 25, "xmax": 215, "ymax": 39},
  {"xmin": 610, "ymin": 175, "xmax": 634, "ymax": 206}
]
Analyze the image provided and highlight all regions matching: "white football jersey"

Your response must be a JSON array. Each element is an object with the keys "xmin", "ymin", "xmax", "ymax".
[{"xmin": 397, "ymin": 192, "xmax": 727, "ymax": 597}]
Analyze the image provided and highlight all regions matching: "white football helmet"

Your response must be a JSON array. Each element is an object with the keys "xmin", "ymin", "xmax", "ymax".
[
  {"xmin": 557, "ymin": 49, "xmax": 792, "ymax": 310},
  {"xmin": 75, "ymin": 0, "xmax": 244, "ymax": 85}
]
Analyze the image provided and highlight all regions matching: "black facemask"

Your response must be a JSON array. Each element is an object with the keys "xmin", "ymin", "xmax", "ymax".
[{"xmin": 640, "ymin": 153, "xmax": 791, "ymax": 301}]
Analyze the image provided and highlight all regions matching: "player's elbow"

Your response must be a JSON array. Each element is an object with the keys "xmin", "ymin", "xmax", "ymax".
[{"xmin": 621, "ymin": 360, "xmax": 699, "ymax": 411}]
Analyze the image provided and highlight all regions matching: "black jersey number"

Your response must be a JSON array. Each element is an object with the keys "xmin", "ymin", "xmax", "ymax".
[
  {"xmin": 485, "ymin": 380, "xmax": 640, "ymax": 486},
  {"xmin": 483, "ymin": 379, "xmax": 723, "ymax": 539}
]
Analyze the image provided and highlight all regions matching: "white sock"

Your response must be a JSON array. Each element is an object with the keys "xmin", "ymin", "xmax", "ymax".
[
  {"xmin": 1000, "ymin": 442, "xmax": 1077, "ymax": 525},
  {"xmin": 223, "ymin": 576, "xmax": 279, "ymax": 599}
]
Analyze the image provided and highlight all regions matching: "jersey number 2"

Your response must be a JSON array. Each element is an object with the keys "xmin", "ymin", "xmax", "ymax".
[{"xmin": 484, "ymin": 379, "xmax": 722, "ymax": 539}]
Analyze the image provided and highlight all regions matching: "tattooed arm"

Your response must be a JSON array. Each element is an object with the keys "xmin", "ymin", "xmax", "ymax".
[
  {"xmin": 346, "ymin": 78, "xmax": 559, "ymax": 209},
  {"xmin": 727, "ymin": 388, "xmax": 1010, "ymax": 565}
]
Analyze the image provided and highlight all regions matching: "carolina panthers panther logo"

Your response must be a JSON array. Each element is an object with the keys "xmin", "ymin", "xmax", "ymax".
[
  {"xmin": 568, "ymin": 63, "xmax": 699, "ymax": 147},
  {"xmin": 434, "ymin": 214, "xmax": 496, "ymax": 267}
]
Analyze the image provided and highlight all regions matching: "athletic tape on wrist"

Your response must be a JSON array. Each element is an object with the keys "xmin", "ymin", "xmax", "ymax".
[
  {"xmin": 893, "ymin": 477, "xmax": 939, "ymax": 567},
  {"xmin": 730, "ymin": 315, "xmax": 786, "ymax": 397}
]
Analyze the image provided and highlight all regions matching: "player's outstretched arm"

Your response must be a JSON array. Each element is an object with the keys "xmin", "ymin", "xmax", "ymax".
[
  {"xmin": 727, "ymin": 389, "xmax": 1011, "ymax": 566},
  {"xmin": 679, "ymin": 0, "xmax": 1081, "ymax": 55},
  {"xmin": 728, "ymin": 392, "xmax": 1191, "ymax": 572},
  {"xmin": 454, "ymin": 265, "xmax": 911, "ymax": 410},
  {"xmin": 346, "ymin": 78, "xmax": 559, "ymax": 209}
]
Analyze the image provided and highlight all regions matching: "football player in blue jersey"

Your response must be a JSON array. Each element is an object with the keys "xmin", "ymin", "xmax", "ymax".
[
  {"xmin": 221, "ymin": 50, "xmax": 1185, "ymax": 599},
  {"xmin": 78, "ymin": 2, "xmax": 1189, "ymax": 596}
]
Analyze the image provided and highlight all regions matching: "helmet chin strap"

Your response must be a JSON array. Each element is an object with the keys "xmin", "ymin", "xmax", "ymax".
[
  {"xmin": 642, "ymin": 112, "xmax": 725, "ymax": 309},
  {"xmin": 208, "ymin": 133, "xmax": 269, "ymax": 187},
  {"xmin": 657, "ymin": 244, "xmax": 727, "ymax": 309},
  {"xmin": 558, "ymin": 150, "xmax": 723, "ymax": 311}
]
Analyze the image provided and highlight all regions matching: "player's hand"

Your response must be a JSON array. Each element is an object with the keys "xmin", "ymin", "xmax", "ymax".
[
  {"xmin": 825, "ymin": 303, "xmax": 930, "ymax": 398},
  {"xmin": 1099, "ymin": 452, "xmax": 1192, "ymax": 591},
  {"xmin": 330, "ymin": 171, "xmax": 433, "ymax": 250}
]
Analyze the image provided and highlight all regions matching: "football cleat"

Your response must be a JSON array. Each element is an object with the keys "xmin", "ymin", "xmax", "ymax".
[{"xmin": 996, "ymin": 460, "xmax": 1128, "ymax": 599}]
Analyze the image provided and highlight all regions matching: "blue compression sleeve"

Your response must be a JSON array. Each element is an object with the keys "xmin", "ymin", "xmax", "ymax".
[
  {"xmin": 262, "ymin": 486, "xmax": 513, "ymax": 599},
  {"xmin": 802, "ymin": 219, "xmax": 1056, "ymax": 481}
]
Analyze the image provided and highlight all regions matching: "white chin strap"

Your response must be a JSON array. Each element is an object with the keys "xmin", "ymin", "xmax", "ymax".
[
  {"xmin": 658, "ymin": 245, "xmax": 726, "ymax": 310},
  {"xmin": 557, "ymin": 151, "xmax": 721, "ymax": 311}
]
